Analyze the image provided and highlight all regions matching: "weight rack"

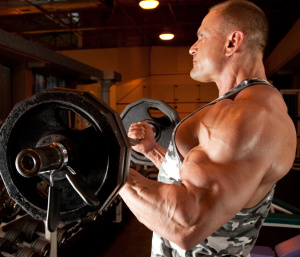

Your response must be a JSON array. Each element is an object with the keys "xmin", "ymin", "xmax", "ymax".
[{"xmin": 0, "ymin": 195, "xmax": 122, "ymax": 257}]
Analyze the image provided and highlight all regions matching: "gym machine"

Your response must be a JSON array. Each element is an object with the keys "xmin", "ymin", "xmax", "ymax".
[{"xmin": 0, "ymin": 88, "xmax": 180, "ymax": 257}]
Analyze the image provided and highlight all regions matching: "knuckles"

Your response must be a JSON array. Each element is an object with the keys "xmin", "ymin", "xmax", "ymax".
[{"xmin": 128, "ymin": 123, "xmax": 146, "ymax": 139}]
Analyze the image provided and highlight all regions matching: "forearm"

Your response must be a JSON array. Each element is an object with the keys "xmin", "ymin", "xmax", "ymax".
[
  {"xmin": 120, "ymin": 169, "xmax": 181, "ymax": 237},
  {"xmin": 119, "ymin": 155, "xmax": 239, "ymax": 250},
  {"xmin": 143, "ymin": 142, "xmax": 167, "ymax": 169},
  {"xmin": 119, "ymin": 169, "xmax": 205, "ymax": 249}
]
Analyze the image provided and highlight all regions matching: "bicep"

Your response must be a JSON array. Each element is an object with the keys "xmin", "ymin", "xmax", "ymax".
[{"xmin": 179, "ymin": 142, "xmax": 267, "ymax": 228}]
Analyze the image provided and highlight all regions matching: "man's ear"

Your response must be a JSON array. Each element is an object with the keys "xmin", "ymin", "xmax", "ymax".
[{"xmin": 225, "ymin": 31, "xmax": 244, "ymax": 56}]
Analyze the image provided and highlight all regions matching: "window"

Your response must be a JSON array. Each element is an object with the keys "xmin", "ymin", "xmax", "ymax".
[{"xmin": 34, "ymin": 74, "xmax": 66, "ymax": 93}]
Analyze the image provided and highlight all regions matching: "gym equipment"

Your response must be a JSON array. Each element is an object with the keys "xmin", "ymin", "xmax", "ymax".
[
  {"xmin": 3, "ymin": 230, "xmax": 23, "ymax": 247},
  {"xmin": 0, "ymin": 237, "xmax": 12, "ymax": 253},
  {"xmin": 121, "ymin": 98, "xmax": 180, "ymax": 166},
  {"xmin": 2, "ymin": 228, "xmax": 50, "ymax": 257},
  {"xmin": 0, "ymin": 88, "xmax": 131, "ymax": 232},
  {"xmin": 22, "ymin": 220, "xmax": 44, "ymax": 243},
  {"xmin": 275, "ymin": 235, "xmax": 300, "ymax": 257},
  {"xmin": 265, "ymin": 188, "xmax": 300, "ymax": 229},
  {"xmin": 0, "ymin": 179, "xmax": 23, "ymax": 224},
  {"xmin": 250, "ymin": 246, "xmax": 275, "ymax": 257},
  {"xmin": 15, "ymin": 248, "xmax": 39, "ymax": 257},
  {"xmin": 21, "ymin": 218, "xmax": 69, "ymax": 248},
  {"xmin": 30, "ymin": 238, "xmax": 50, "ymax": 257},
  {"xmin": 0, "ymin": 91, "xmax": 179, "ymax": 257},
  {"xmin": 0, "ymin": 213, "xmax": 78, "ymax": 257}
]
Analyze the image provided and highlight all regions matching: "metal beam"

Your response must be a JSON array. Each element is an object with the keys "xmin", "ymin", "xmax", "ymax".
[
  {"xmin": 12, "ymin": 21, "xmax": 200, "ymax": 35},
  {"xmin": 265, "ymin": 17, "xmax": 300, "ymax": 77},
  {"xmin": 0, "ymin": 28, "xmax": 103, "ymax": 79},
  {"xmin": 114, "ymin": 0, "xmax": 152, "ymax": 45},
  {"xmin": 167, "ymin": 1, "xmax": 185, "ymax": 42}
]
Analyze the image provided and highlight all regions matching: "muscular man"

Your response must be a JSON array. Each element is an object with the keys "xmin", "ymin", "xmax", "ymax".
[{"xmin": 119, "ymin": 0, "xmax": 297, "ymax": 256}]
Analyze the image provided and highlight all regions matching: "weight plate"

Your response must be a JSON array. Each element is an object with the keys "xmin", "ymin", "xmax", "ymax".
[
  {"xmin": 22, "ymin": 220, "xmax": 44, "ymax": 242},
  {"xmin": 0, "ymin": 88, "xmax": 131, "ymax": 223},
  {"xmin": 0, "ymin": 237, "xmax": 11, "ymax": 252},
  {"xmin": 121, "ymin": 98, "xmax": 180, "ymax": 166},
  {"xmin": 31, "ymin": 238, "xmax": 50, "ymax": 257},
  {"xmin": 16, "ymin": 247, "xmax": 39, "ymax": 257}
]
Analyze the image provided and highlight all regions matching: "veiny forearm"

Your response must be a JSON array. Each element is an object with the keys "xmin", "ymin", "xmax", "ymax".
[
  {"xmin": 119, "ymin": 149, "xmax": 245, "ymax": 250},
  {"xmin": 119, "ymin": 169, "xmax": 208, "ymax": 249},
  {"xmin": 143, "ymin": 142, "xmax": 167, "ymax": 169},
  {"xmin": 120, "ymin": 170, "xmax": 183, "ymax": 239}
]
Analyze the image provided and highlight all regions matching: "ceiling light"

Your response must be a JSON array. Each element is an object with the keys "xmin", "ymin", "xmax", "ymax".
[
  {"xmin": 139, "ymin": 0, "xmax": 159, "ymax": 9},
  {"xmin": 159, "ymin": 33, "xmax": 175, "ymax": 40}
]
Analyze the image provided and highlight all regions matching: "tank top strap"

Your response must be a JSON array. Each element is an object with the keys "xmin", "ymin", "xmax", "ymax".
[
  {"xmin": 176, "ymin": 78, "xmax": 276, "ymax": 128},
  {"xmin": 171, "ymin": 78, "xmax": 277, "ymax": 156},
  {"xmin": 220, "ymin": 78, "xmax": 277, "ymax": 100}
]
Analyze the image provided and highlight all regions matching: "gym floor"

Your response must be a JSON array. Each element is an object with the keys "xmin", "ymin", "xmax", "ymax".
[
  {"xmin": 63, "ymin": 167, "xmax": 300, "ymax": 257},
  {"xmin": 63, "ymin": 204, "xmax": 152, "ymax": 257}
]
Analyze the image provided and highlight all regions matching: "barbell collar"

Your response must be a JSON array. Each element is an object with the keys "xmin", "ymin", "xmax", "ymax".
[{"xmin": 65, "ymin": 172, "xmax": 100, "ymax": 207}]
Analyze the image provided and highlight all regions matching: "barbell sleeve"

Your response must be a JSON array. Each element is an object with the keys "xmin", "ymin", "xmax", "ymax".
[{"xmin": 15, "ymin": 143, "xmax": 65, "ymax": 178}]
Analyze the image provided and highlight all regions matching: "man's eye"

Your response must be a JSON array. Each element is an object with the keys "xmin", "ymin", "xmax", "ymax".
[{"xmin": 200, "ymin": 35, "xmax": 204, "ymax": 40}]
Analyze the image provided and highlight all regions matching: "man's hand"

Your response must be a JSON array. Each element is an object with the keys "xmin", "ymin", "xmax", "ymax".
[
  {"xmin": 128, "ymin": 121, "xmax": 156, "ymax": 155},
  {"xmin": 128, "ymin": 121, "xmax": 168, "ymax": 169}
]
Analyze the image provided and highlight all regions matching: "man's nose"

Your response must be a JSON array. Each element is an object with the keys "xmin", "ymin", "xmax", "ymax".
[{"xmin": 189, "ymin": 43, "xmax": 197, "ymax": 55}]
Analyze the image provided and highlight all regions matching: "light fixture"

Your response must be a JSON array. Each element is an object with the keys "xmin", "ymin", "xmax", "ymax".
[
  {"xmin": 159, "ymin": 33, "xmax": 175, "ymax": 40},
  {"xmin": 139, "ymin": 0, "xmax": 159, "ymax": 9}
]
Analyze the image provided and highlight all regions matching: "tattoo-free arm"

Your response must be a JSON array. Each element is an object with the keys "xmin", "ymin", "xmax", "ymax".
[
  {"xmin": 120, "ymin": 141, "xmax": 268, "ymax": 249},
  {"xmin": 120, "ymin": 98, "xmax": 295, "ymax": 250}
]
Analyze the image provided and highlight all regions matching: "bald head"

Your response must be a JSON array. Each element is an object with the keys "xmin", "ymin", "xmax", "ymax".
[{"xmin": 209, "ymin": 0, "xmax": 268, "ymax": 54}]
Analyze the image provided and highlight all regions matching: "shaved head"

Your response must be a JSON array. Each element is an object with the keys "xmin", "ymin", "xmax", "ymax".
[{"xmin": 209, "ymin": 0, "xmax": 268, "ymax": 54}]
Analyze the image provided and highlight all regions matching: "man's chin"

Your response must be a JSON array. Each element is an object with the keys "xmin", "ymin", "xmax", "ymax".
[
  {"xmin": 190, "ymin": 73, "xmax": 212, "ymax": 84},
  {"xmin": 190, "ymin": 70, "xmax": 202, "ymax": 81}
]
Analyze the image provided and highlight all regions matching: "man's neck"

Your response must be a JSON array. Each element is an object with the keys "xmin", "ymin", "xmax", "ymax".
[{"xmin": 215, "ymin": 56, "xmax": 267, "ymax": 97}]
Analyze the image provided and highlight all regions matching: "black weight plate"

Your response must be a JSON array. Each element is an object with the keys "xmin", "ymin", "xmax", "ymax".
[
  {"xmin": 121, "ymin": 98, "xmax": 180, "ymax": 166},
  {"xmin": 0, "ymin": 88, "xmax": 131, "ymax": 223}
]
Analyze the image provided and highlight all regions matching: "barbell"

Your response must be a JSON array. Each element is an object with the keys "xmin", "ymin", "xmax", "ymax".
[
  {"xmin": 0, "ymin": 88, "xmax": 179, "ymax": 231},
  {"xmin": 0, "ymin": 88, "xmax": 130, "ymax": 232}
]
